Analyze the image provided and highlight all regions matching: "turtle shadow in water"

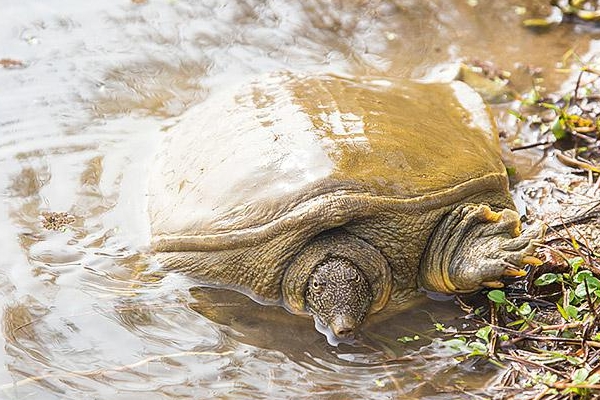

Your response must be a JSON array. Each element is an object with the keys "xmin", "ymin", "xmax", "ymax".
[{"xmin": 188, "ymin": 286, "xmax": 467, "ymax": 366}]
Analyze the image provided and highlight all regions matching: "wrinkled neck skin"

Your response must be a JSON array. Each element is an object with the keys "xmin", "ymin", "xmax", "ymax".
[
  {"xmin": 282, "ymin": 231, "xmax": 391, "ymax": 342},
  {"xmin": 420, "ymin": 203, "xmax": 545, "ymax": 294}
]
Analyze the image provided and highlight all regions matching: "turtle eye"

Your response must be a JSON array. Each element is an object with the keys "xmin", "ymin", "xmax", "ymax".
[{"xmin": 311, "ymin": 280, "xmax": 323, "ymax": 293}]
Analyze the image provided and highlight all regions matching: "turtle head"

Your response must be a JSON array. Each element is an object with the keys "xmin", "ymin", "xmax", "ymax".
[
  {"xmin": 282, "ymin": 232, "xmax": 392, "ymax": 342},
  {"xmin": 305, "ymin": 257, "xmax": 372, "ymax": 339}
]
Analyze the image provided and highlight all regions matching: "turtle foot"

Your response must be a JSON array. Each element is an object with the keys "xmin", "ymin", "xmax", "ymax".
[{"xmin": 420, "ymin": 204, "xmax": 546, "ymax": 294}]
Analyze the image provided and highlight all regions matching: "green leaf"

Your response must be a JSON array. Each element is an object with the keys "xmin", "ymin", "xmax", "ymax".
[
  {"xmin": 574, "ymin": 282, "xmax": 595, "ymax": 299},
  {"xmin": 442, "ymin": 338, "xmax": 469, "ymax": 353},
  {"xmin": 475, "ymin": 325, "xmax": 492, "ymax": 343},
  {"xmin": 434, "ymin": 322, "xmax": 445, "ymax": 332},
  {"xmin": 585, "ymin": 276, "xmax": 600, "ymax": 289},
  {"xmin": 534, "ymin": 273, "xmax": 559, "ymax": 286},
  {"xmin": 573, "ymin": 270, "xmax": 593, "ymax": 283},
  {"xmin": 572, "ymin": 368, "xmax": 589, "ymax": 385},
  {"xmin": 507, "ymin": 319, "xmax": 525, "ymax": 327},
  {"xmin": 574, "ymin": 275, "xmax": 600, "ymax": 299},
  {"xmin": 568, "ymin": 257, "xmax": 585, "ymax": 271},
  {"xmin": 397, "ymin": 334, "xmax": 420, "ymax": 343},
  {"xmin": 505, "ymin": 166, "xmax": 517, "ymax": 177},
  {"xmin": 589, "ymin": 374, "xmax": 600, "ymax": 385},
  {"xmin": 556, "ymin": 303, "xmax": 569, "ymax": 321},
  {"xmin": 468, "ymin": 341, "xmax": 488, "ymax": 356},
  {"xmin": 518, "ymin": 302, "xmax": 532, "ymax": 316},
  {"xmin": 565, "ymin": 305, "xmax": 579, "ymax": 319},
  {"xmin": 508, "ymin": 109, "xmax": 524, "ymax": 121},
  {"xmin": 551, "ymin": 117, "xmax": 568, "ymax": 140},
  {"xmin": 522, "ymin": 18, "xmax": 557, "ymax": 28},
  {"xmin": 565, "ymin": 354, "xmax": 584, "ymax": 365},
  {"xmin": 487, "ymin": 290, "xmax": 507, "ymax": 304},
  {"xmin": 540, "ymin": 102, "xmax": 562, "ymax": 112},
  {"xmin": 541, "ymin": 372, "xmax": 558, "ymax": 386}
]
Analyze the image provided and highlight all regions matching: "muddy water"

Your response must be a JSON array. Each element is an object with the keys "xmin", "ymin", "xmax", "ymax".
[{"xmin": 1, "ymin": 1, "xmax": 599, "ymax": 399}]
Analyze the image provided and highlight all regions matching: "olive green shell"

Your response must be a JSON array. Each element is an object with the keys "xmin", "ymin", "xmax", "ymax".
[{"xmin": 148, "ymin": 72, "xmax": 511, "ymax": 303}]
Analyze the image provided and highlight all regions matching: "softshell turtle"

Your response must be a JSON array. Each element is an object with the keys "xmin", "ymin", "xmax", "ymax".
[{"xmin": 148, "ymin": 73, "xmax": 543, "ymax": 339}]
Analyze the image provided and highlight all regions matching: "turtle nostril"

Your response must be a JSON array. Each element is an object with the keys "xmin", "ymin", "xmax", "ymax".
[
  {"xmin": 330, "ymin": 315, "xmax": 357, "ymax": 338},
  {"xmin": 334, "ymin": 327, "xmax": 354, "ymax": 338}
]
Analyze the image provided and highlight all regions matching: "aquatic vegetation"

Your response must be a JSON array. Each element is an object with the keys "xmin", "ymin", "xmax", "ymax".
[
  {"xmin": 522, "ymin": 0, "xmax": 600, "ymax": 28},
  {"xmin": 429, "ymin": 52, "xmax": 600, "ymax": 399},
  {"xmin": 508, "ymin": 53, "xmax": 600, "ymax": 175},
  {"xmin": 426, "ymin": 229, "xmax": 600, "ymax": 398},
  {"xmin": 553, "ymin": 0, "xmax": 600, "ymax": 23}
]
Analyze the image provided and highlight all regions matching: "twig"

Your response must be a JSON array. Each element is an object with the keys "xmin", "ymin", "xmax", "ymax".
[
  {"xmin": 500, "ymin": 322, "xmax": 584, "ymax": 347},
  {"xmin": 505, "ymin": 333, "xmax": 600, "ymax": 348},
  {"xmin": 556, "ymin": 151, "xmax": 600, "ymax": 173},
  {"xmin": 546, "ymin": 206, "xmax": 600, "ymax": 231},
  {"xmin": 510, "ymin": 141, "xmax": 552, "ymax": 151},
  {"xmin": 551, "ymin": 381, "xmax": 600, "ymax": 390},
  {"xmin": 502, "ymin": 352, "xmax": 568, "ymax": 378},
  {"xmin": 532, "ymin": 387, "xmax": 551, "ymax": 400},
  {"xmin": 490, "ymin": 298, "xmax": 499, "ymax": 358},
  {"xmin": 569, "ymin": 68, "xmax": 585, "ymax": 108}
]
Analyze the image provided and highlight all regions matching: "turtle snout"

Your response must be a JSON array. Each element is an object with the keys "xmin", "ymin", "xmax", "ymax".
[{"xmin": 330, "ymin": 315, "xmax": 357, "ymax": 338}]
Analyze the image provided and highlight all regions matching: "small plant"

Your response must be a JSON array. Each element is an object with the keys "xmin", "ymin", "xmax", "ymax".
[
  {"xmin": 436, "ymin": 246, "xmax": 600, "ymax": 399},
  {"xmin": 508, "ymin": 53, "xmax": 600, "ymax": 177}
]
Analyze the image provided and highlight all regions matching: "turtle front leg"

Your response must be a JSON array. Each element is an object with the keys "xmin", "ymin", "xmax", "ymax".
[{"xmin": 420, "ymin": 204, "xmax": 545, "ymax": 294}]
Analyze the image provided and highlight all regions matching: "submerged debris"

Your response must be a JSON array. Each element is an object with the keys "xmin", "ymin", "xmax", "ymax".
[
  {"xmin": 553, "ymin": 0, "xmax": 600, "ymax": 23},
  {"xmin": 0, "ymin": 58, "xmax": 26, "ymax": 69},
  {"xmin": 457, "ymin": 62, "xmax": 516, "ymax": 103},
  {"xmin": 522, "ymin": 0, "xmax": 600, "ymax": 27},
  {"xmin": 41, "ymin": 211, "xmax": 76, "ymax": 231},
  {"xmin": 509, "ymin": 56, "xmax": 600, "ymax": 174}
]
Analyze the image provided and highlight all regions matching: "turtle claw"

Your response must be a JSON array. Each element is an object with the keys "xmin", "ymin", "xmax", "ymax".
[
  {"xmin": 496, "ymin": 255, "xmax": 542, "ymax": 281},
  {"xmin": 481, "ymin": 280, "xmax": 505, "ymax": 288},
  {"xmin": 521, "ymin": 255, "xmax": 543, "ymax": 266},
  {"xmin": 420, "ymin": 204, "xmax": 546, "ymax": 294},
  {"xmin": 502, "ymin": 265, "xmax": 527, "ymax": 277}
]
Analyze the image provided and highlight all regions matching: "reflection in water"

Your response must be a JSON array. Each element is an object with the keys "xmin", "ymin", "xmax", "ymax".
[{"xmin": 1, "ymin": 0, "xmax": 599, "ymax": 398}]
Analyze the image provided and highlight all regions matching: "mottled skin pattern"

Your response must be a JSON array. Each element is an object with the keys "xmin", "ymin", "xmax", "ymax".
[
  {"xmin": 305, "ymin": 257, "xmax": 372, "ymax": 338},
  {"xmin": 149, "ymin": 73, "xmax": 545, "ymax": 339}
]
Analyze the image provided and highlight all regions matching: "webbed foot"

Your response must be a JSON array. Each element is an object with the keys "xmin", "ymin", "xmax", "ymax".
[{"xmin": 421, "ymin": 204, "xmax": 545, "ymax": 294}]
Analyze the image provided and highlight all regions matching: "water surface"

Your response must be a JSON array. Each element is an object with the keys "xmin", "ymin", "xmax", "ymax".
[{"xmin": 1, "ymin": 1, "xmax": 599, "ymax": 398}]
